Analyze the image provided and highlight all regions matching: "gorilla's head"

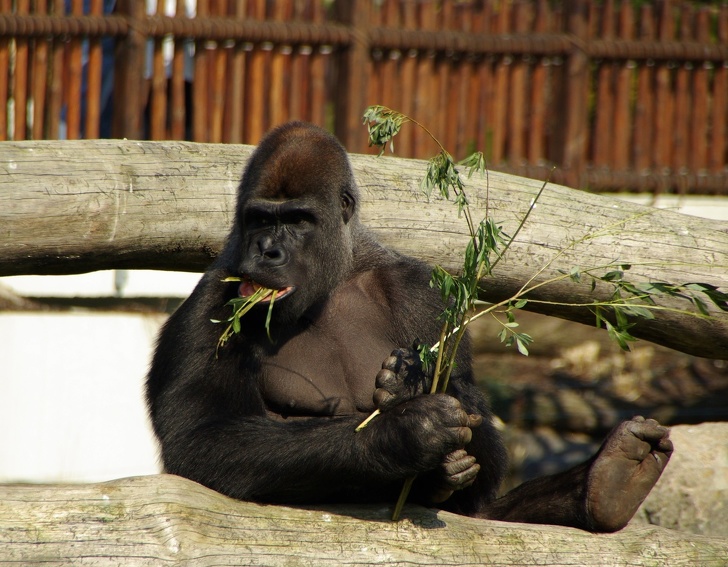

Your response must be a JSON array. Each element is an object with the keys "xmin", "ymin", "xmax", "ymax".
[{"xmin": 221, "ymin": 122, "xmax": 361, "ymax": 326}]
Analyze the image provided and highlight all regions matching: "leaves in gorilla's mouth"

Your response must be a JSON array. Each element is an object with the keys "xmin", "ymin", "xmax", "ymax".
[
  {"xmin": 212, "ymin": 277, "xmax": 292, "ymax": 355},
  {"xmin": 237, "ymin": 278, "xmax": 295, "ymax": 301}
]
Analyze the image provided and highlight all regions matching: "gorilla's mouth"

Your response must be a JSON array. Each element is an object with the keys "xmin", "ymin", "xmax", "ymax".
[{"xmin": 238, "ymin": 278, "xmax": 295, "ymax": 302}]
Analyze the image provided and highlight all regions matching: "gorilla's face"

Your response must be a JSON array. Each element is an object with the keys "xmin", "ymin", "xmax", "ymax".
[{"xmin": 224, "ymin": 122, "xmax": 359, "ymax": 326}]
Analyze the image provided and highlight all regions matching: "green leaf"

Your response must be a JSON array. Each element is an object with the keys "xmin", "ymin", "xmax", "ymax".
[
  {"xmin": 362, "ymin": 105, "xmax": 405, "ymax": 155},
  {"xmin": 458, "ymin": 151, "xmax": 486, "ymax": 179},
  {"xmin": 265, "ymin": 290, "xmax": 278, "ymax": 341},
  {"xmin": 618, "ymin": 304, "xmax": 655, "ymax": 319},
  {"xmin": 602, "ymin": 270, "xmax": 624, "ymax": 282},
  {"xmin": 516, "ymin": 336, "xmax": 530, "ymax": 356},
  {"xmin": 685, "ymin": 283, "xmax": 728, "ymax": 312},
  {"xmin": 605, "ymin": 320, "xmax": 637, "ymax": 351}
]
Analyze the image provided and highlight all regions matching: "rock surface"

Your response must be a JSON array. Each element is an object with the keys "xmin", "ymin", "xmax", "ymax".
[{"xmin": 634, "ymin": 422, "xmax": 728, "ymax": 538}]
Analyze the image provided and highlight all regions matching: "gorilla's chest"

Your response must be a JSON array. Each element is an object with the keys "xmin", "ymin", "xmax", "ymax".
[{"xmin": 259, "ymin": 279, "xmax": 395, "ymax": 419}]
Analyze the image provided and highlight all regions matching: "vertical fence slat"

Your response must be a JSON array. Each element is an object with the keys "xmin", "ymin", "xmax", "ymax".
[
  {"xmin": 13, "ymin": 0, "xmax": 30, "ymax": 140},
  {"xmin": 223, "ymin": 0, "xmax": 246, "ymax": 143},
  {"xmin": 672, "ymin": 3, "xmax": 693, "ymax": 173},
  {"xmin": 219, "ymin": 0, "xmax": 237, "ymax": 144},
  {"xmin": 633, "ymin": 4, "xmax": 654, "ymax": 173},
  {"xmin": 46, "ymin": 0, "xmax": 64, "ymax": 140},
  {"xmin": 561, "ymin": 0, "xmax": 590, "ymax": 187},
  {"xmin": 412, "ymin": 2, "xmax": 437, "ymax": 157},
  {"xmin": 477, "ymin": 3, "xmax": 494, "ymax": 163},
  {"xmin": 309, "ymin": 0, "xmax": 327, "ymax": 128},
  {"xmin": 0, "ymin": 0, "xmax": 9, "ymax": 140},
  {"xmin": 709, "ymin": 6, "xmax": 728, "ymax": 174},
  {"xmin": 396, "ymin": 1, "xmax": 416, "ymax": 156},
  {"xmin": 527, "ymin": 0, "xmax": 549, "ymax": 165},
  {"xmin": 111, "ymin": 0, "xmax": 144, "ymax": 139},
  {"xmin": 149, "ymin": 0, "xmax": 167, "ymax": 140},
  {"xmin": 207, "ymin": 0, "xmax": 227, "ymax": 143},
  {"xmin": 268, "ymin": 2, "xmax": 290, "ymax": 130},
  {"xmin": 507, "ymin": 1, "xmax": 529, "ymax": 164},
  {"xmin": 209, "ymin": 41, "xmax": 228, "ymax": 143},
  {"xmin": 439, "ymin": 1, "xmax": 457, "ymax": 155},
  {"xmin": 64, "ymin": 0, "xmax": 84, "ymax": 139},
  {"xmin": 366, "ymin": 5, "xmax": 383, "ymax": 129},
  {"xmin": 287, "ymin": 1, "xmax": 305, "ymax": 123},
  {"xmin": 30, "ymin": 0, "xmax": 49, "ymax": 140},
  {"xmin": 690, "ymin": 7, "xmax": 710, "ymax": 172},
  {"xmin": 612, "ymin": 1, "xmax": 633, "ymax": 171},
  {"xmin": 652, "ymin": 0, "xmax": 674, "ymax": 178},
  {"xmin": 169, "ymin": 0, "xmax": 189, "ymax": 140},
  {"xmin": 490, "ymin": 4, "xmax": 510, "ymax": 165},
  {"xmin": 191, "ymin": 0, "xmax": 209, "ymax": 142},
  {"xmin": 592, "ymin": 0, "xmax": 615, "ymax": 168},
  {"xmin": 245, "ymin": 0, "xmax": 267, "ymax": 143},
  {"xmin": 460, "ymin": 3, "xmax": 477, "ymax": 159},
  {"xmin": 379, "ymin": 1, "xmax": 399, "ymax": 125},
  {"xmin": 84, "ymin": 0, "xmax": 103, "ymax": 139},
  {"xmin": 334, "ymin": 0, "xmax": 369, "ymax": 152}
]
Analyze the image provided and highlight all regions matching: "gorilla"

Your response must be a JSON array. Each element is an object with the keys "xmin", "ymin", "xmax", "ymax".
[{"xmin": 146, "ymin": 121, "xmax": 672, "ymax": 532}]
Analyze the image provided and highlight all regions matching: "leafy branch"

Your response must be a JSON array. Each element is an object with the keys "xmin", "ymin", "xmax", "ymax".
[
  {"xmin": 364, "ymin": 105, "xmax": 527, "ymax": 519},
  {"xmin": 359, "ymin": 104, "xmax": 728, "ymax": 521}
]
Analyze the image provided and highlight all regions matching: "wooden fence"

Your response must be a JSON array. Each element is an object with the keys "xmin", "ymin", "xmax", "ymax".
[{"xmin": 0, "ymin": 0, "xmax": 726, "ymax": 194}]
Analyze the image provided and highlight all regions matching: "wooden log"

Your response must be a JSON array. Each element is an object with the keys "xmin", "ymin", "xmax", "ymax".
[
  {"xmin": 1, "ymin": 474, "xmax": 726, "ymax": 566},
  {"xmin": 0, "ymin": 139, "xmax": 726, "ymax": 359}
]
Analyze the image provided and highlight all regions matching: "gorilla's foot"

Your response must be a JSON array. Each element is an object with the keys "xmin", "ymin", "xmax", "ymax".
[{"xmin": 586, "ymin": 416, "xmax": 673, "ymax": 532}]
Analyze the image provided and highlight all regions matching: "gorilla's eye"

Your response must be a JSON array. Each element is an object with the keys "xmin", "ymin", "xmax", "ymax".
[
  {"xmin": 247, "ymin": 212, "xmax": 276, "ymax": 230},
  {"xmin": 284, "ymin": 211, "xmax": 316, "ymax": 227}
]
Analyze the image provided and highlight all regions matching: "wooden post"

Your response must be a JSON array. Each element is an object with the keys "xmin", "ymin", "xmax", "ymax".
[{"xmin": 111, "ymin": 0, "xmax": 145, "ymax": 140}]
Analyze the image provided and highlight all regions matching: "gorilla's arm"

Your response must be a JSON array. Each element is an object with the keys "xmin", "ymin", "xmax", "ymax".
[{"xmin": 158, "ymin": 397, "xmax": 476, "ymax": 504}]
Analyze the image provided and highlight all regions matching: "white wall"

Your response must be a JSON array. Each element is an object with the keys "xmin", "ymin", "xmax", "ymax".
[
  {"xmin": 0, "ymin": 312, "xmax": 166, "ymax": 482},
  {"xmin": 0, "ymin": 271, "xmax": 200, "ymax": 483}
]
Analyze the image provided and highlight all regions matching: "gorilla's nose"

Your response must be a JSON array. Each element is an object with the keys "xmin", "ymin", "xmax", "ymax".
[{"xmin": 257, "ymin": 237, "xmax": 288, "ymax": 267}]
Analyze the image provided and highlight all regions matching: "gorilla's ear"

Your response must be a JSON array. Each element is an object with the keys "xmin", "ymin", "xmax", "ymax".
[{"xmin": 341, "ymin": 190, "xmax": 356, "ymax": 223}]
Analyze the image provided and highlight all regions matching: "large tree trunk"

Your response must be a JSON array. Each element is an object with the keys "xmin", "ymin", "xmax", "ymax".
[
  {"xmin": 1, "ymin": 474, "xmax": 726, "ymax": 567},
  {"xmin": 0, "ymin": 140, "xmax": 726, "ymax": 358}
]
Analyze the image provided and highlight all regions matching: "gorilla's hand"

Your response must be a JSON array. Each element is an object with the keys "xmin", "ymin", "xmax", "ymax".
[
  {"xmin": 419, "ymin": 449, "xmax": 481, "ymax": 504},
  {"xmin": 364, "ymin": 394, "xmax": 482, "ymax": 477},
  {"xmin": 374, "ymin": 347, "xmax": 433, "ymax": 411}
]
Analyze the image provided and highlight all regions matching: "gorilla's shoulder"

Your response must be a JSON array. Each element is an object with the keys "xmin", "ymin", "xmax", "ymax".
[{"xmin": 353, "ymin": 231, "xmax": 432, "ymax": 283}]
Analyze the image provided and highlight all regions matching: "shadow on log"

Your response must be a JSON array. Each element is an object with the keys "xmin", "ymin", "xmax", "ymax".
[{"xmin": 1, "ymin": 474, "xmax": 727, "ymax": 566}]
